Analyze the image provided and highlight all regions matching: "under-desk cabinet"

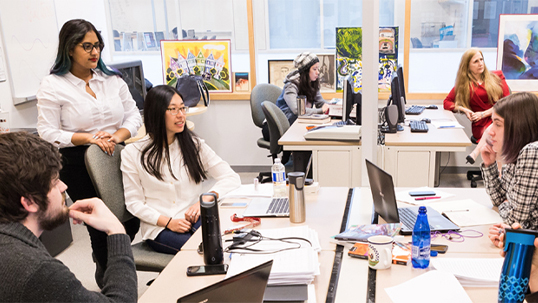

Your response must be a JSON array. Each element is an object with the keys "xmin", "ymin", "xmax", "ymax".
[
  {"xmin": 313, "ymin": 146, "xmax": 361, "ymax": 187},
  {"xmin": 384, "ymin": 147, "xmax": 432, "ymax": 187}
]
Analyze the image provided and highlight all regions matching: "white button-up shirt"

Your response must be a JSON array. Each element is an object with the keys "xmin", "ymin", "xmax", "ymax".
[
  {"xmin": 121, "ymin": 136, "xmax": 241, "ymax": 240},
  {"xmin": 37, "ymin": 70, "xmax": 142, "ymax": 147}
]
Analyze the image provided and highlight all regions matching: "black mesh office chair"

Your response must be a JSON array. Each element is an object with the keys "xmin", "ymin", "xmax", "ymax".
[
  {"xmin": 466, "ymin": 136, "xmax": 483, "ymax": 188},
  {"xmin": 249, "ymin": 83, "xmax": 283, "ymax": 183}
]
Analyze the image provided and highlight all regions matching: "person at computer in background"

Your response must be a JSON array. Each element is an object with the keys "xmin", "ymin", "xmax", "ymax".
[
  {"xmin": 0, "ymin": 132, "xmax": 137, "ymax": 302},
  {"xmin": 275, "ymin": 52, "xmax": 330, "ymax": 126},
  {"xmin": 480, "ymin": 92, "xmax": 538, "ymax": 235},
  {"xmin": 121, "ymin": 85, "xmax": 240, "ymax": 254},
  {"xmin": 443, "ymin": 48, "xmax": 510, "ymax": 164},
  {"xmin": 36, "ymin": 19, "xmax": 142, "ymax": 288}
]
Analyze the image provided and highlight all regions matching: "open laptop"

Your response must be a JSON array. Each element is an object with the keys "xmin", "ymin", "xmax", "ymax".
[
  {"xmin": 177, "ymin": 260, "xmax": 273, "ymax": 303},
  {"xmin": 365, "ymin": 159, "xmax": 460, "ymax": 235},
  {"xmin": 242, "ymin": 156, "xmax": 312, "ymax": 218}
]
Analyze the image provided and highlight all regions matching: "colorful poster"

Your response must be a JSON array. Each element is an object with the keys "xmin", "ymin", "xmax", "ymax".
[
  {"xmin": 336, "ymin": 27, "xmax": 398, "ymax": 93},
  {"xmin": 496, "ymin": 14, "xmax": 538, "ymax": 92},
  {"xmin": 161, "ymin": 40, "xmax": 231, "ymax": 92}
]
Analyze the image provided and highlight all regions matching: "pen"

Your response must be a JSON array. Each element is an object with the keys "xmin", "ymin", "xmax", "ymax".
[
  {"xmin": 439, "ymin": 125, "xmax": 455, "ymax": 129},
  {"xmin": 415, "ymin": 196, "xmax": 441, "ymax": 201},
  {"xmin": 444, "ymin": 209, "xmax": 469, "ymax": 212}
]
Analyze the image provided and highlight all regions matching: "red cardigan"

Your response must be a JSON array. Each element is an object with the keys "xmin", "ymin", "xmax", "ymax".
[{"xmin": 443, "ymin": 70, "xmax": 510, "ymax": 140}]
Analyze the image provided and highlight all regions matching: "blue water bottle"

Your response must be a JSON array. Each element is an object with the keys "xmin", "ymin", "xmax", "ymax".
[
  {"xmin": 498, "ymin": 228, "xmax": 538, "ymax": 303},
  {"xmin": 412, "ymin": 206, "xmax": 431, "ymax": 269}
]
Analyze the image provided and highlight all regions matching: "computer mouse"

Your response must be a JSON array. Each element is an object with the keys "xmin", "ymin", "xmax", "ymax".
[
  {"xmin": 421, "ymin": 118, "xmax": 431, "ymax": 123},
  {"xmin": 426, "ymin": 105, "xmax": 438, "ymax": 109}
]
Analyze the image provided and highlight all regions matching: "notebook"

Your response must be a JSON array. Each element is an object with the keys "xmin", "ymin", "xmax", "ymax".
[
  {"xmin": 365, "ymin": 159, "xmax": 460, "ymax": 235},
  {"xmin": 242, "ymin": 156, "xmax": 312, "ymax": 218},
  {"xmin": 177, "ymin": 260, "xmax": 273, "ymax": 303}
]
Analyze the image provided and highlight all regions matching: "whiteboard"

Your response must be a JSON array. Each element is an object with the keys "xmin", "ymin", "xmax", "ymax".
[{"xmin": 0, "ymin": 0, "xmax": 59, "ymax": 105}]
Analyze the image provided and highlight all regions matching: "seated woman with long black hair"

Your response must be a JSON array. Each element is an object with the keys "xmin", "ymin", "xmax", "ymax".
[{"xmin": 121, "ymin": 85, "xmax": 240, "ymax": 254}]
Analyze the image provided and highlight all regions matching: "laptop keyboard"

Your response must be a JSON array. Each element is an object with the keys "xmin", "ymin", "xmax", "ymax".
[
  {"xmin": 399, "ymin": 208, "xmax": 434, "ymax": 229},
  {"xmin": 267, "ymin": 198, "xmax": 290, "ymax": 214}
]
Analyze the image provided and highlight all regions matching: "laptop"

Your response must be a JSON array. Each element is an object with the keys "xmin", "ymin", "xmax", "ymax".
[
  {"xmin": 242, "ymin": 156, "xmax": 312, "ymax": 218},
  {"xmin": 365, "ymin": 159, "xmax": 460, "ymax": 235},
  {"xmin": 177, "ymin": 260, "xmax": 273, "ymax": 303}
]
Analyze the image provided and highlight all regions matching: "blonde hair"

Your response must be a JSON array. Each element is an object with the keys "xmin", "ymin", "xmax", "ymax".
[{"xmin": 454, "ymin": 48, "xmax": 503, "ymax": 110}]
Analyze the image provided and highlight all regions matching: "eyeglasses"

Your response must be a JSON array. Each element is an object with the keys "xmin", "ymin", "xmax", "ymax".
[
  {"xmin": 166, "ymin": 106, "xmax": 189, "ymax": 115},
  {"xmin": 79, "ymin": 42, "xmax": 104, "ymax": 53}
]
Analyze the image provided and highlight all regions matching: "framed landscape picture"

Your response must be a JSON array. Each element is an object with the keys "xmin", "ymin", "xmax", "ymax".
[
  {"xmin": 268, "ymin": 60, "xmax": 294, "ymax": 88},
  {"xmin": 161, "ymin": 39, "xmax": 232, "ymax": 92}
]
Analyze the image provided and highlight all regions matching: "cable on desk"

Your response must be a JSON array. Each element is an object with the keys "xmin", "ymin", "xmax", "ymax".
[{"xmin": 325, "ymin": 188, "xmax": 355, "ymax": 303}]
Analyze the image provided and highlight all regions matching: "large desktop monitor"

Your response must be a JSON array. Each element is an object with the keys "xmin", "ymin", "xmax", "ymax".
[
  {"xmin": 342, "ymin": 78, "xmax": 362, "ymax": 125},
  {"xmin": 108, "ymin": 60, "xmax": 146, "ymax": 111},
  {"xmin": 397, "ymin": 66, "xmax": 406, "ymax": 104}
]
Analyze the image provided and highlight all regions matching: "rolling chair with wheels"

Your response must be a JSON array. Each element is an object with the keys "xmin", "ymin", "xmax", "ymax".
[
  {"xmin": 261, "ymin": 101, "xmax": 291, "ymax": 165},
  {"xmin": 84, "ymin": 144, "xmax": 174, "ymax": 273},
  {"xmin": 249, "ymin": 83, "xmax": 283, "ymax": 183},
  {"xmin": 466, "ymin": 136, "xmax": 483, "ymax": 188}
]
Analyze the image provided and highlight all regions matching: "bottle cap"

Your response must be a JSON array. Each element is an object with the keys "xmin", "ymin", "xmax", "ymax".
[{"xmin": 430, "ymin": 250, "xmax": 438, "ymax": 257}]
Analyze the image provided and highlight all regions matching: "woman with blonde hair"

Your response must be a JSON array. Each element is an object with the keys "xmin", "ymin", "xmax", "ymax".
[{"xmin": 444, "ymin": 48, "xmax": 510, "ymax": 163}]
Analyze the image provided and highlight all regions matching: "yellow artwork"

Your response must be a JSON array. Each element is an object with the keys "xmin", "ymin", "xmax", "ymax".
[{"xmin": 161, "ymin": 40, "xmax": 231, "ymax": 92}]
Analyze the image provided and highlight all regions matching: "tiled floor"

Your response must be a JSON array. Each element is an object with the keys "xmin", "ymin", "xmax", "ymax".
[{"xmin": 54, "ymin": 171, "xmax": 482, "ymax": 298}]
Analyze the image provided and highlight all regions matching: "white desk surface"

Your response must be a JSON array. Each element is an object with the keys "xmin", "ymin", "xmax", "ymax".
[
  {"xmin": 279, "ymin": 121, "xmax": 362, "ymax": 147},
  {"xmin": 138, "ymin": 186, "xmax": 502, "ymax": 303},
  {"xmin": 335, "ymin": 187, "xmax": 501, "ymax": 302},
  {"xmin": 384, "ymin": 108, "xmax": 471, "ymax": 147}
]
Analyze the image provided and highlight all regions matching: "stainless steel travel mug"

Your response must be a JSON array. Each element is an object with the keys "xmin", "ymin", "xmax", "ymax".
[
  {"xmin": 288, "ymin": 172, "xmax": 306, "ymax": 223},
  {"xmin": 498, "ymin": 228, "xmax": 538, "ymax": 303},
  {"xmin": 297, "ymin": 95, "xmax": 306, "ymax": 116}
]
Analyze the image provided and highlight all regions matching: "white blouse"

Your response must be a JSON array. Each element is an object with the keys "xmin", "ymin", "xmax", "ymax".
[
  {"xmin": 36, "ymin": 70, "xmax": 142, "ymax": 148},
  {"xmin": 120, "ymin": 136, "xmax": 241, "ymax": 240}
]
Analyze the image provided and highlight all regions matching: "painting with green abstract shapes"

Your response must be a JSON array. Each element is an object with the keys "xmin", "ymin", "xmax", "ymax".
[{"xmin": 336, "ymin": 27, "xmax": 398, "ymax": 93}]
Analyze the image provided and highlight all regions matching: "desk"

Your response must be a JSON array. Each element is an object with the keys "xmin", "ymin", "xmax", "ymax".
[
  {"xmin": 384, "ymin": 109, "xmax": 471, "ymax": 187},
  {"xmin": 278, "ymin": 122, "xmax": 362, "ymax": 187},
  {"xmin": 139, "ymin": 187, "xmax": 350, "ymax": 303},
  {"xmin": 335, "ymin": 187, "xmax": 501, "ymax": 302}
]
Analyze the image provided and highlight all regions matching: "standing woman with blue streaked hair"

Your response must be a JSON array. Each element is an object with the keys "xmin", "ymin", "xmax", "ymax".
[{"xmin": 36, "ymin": 19, "xmax": 142, "ymax": 289}]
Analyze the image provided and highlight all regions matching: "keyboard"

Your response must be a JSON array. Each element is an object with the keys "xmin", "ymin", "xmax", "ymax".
[
  {"xmin": 266, "ymin": 197, "xmax": 289, "ymax": 214},
  {"xmin": 405, "ymin": 105, "xmax": 425, "ymax": 115},
  {"xmin": 409, "ymin": 120, "xmax": 428, "ymax": 133},
  {"xmin": 399, "ymin": 208, "xmax": 434, "ymax": 229},
  {"xmin": 332, "ymin": 119, "xmax": 356, "ymax": 127}
]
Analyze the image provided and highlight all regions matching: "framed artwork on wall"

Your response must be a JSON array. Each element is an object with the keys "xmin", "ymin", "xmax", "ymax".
[
  {"xmin": 234, "ymin": 72, "xmax": 250, "ymax": 92},
  {"xmin": 318, "ymin": 54, "xmax": 336, "ymax": 92},
  {"xmin": 268, "ymin": 60, "xmax": 294, "ymax": 88},
  {"xmin": 161, "ymin": 39, "xmax": 232, "ymax": 92},
  {"xmin": 496, "ymin": 14, "xmax": 538, "ymax": 92}
]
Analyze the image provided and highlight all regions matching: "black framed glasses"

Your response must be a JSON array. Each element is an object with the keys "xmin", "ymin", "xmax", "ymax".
[
  {"xmin": 166, "ymin": 106, "xmax": 189, "ymax": 115},
  {"xmin": 79, "ymin": 42, "xmax": 104, "ymax": 53}
]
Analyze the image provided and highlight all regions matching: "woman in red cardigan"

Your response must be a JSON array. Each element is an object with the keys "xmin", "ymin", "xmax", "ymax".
[{"xmin": 444, "ymin": 48, "xmax": 510, "ymax": 164}]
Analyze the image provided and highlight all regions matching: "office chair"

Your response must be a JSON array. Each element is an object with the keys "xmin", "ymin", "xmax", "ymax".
[
  {"xmin": 261, "ymin": 101, "xmax": 291, "ymax": 165},
  {"xmin": 84, "ymin": 144, "xmax": 174, "ymax": 272},
  {"xmin": 249, "ymin": 83, "xmax": 283, "ymax": 183},
  {"xmin": 466, "ymin": 136, "xmax": 483, "ymax": 188}
]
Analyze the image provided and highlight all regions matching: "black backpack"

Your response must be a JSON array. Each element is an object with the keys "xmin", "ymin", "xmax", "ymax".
[{"xmin": 175, "ymin": 74, "xmax": 210, "ymax": 107}]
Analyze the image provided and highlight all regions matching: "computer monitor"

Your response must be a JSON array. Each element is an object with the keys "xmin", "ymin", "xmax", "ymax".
[
  {"xmin": 108, "ymin": 60, "xmax": 146, "ymax": 111},
  {"xmin": 396, "ymin": 66, "xmax": 406, "ymax": 104},
  {"xmin": 342, "ymin": 78, "xmax": 362, "ymax": 125}
]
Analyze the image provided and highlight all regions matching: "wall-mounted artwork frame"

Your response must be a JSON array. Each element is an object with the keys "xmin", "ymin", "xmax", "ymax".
[
  {"xmin": 268, "ymin": 60, "xmax": 294, "ymax": 88},
  {"xmin": 318, "ymin": 54, "xmax": 336, "ymax": 92},
  {"xmin": 234, "ymin": 72, "xmax": 250, "ymax": 92},
  {"xmin": 496, "ymin": 14, "xmax": 538, "ymax": 91},
  {"xmin": 161, "ymin": 39, "xmax": 232, "ymax": 92}
]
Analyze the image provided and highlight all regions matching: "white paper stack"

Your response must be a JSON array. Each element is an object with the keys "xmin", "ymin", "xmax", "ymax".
[
  {"xmin": 225, "ymin": 226, "xmax": 321, "ymax": 285},
  {"xmin": 431, "ymin": 258, "xmax": 504, "ymax": 287}
]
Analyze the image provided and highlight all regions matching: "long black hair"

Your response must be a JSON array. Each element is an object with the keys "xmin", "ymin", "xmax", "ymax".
[
  {"xmin": 141, "ymin": 85, "xmax": 207, "ymax": 183},
  {"xmin": 50, "ymin": 19, "xmax": 117, "ymax": 76},
  {"xmin": 296, "ymin": 67, "xmax": 320, "ymax": 103}
]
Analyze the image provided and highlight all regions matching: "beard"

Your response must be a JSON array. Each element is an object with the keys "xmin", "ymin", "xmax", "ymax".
[{"xmin": 39, "ymin": 192, "xmax": 70, "ymax": 231}]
